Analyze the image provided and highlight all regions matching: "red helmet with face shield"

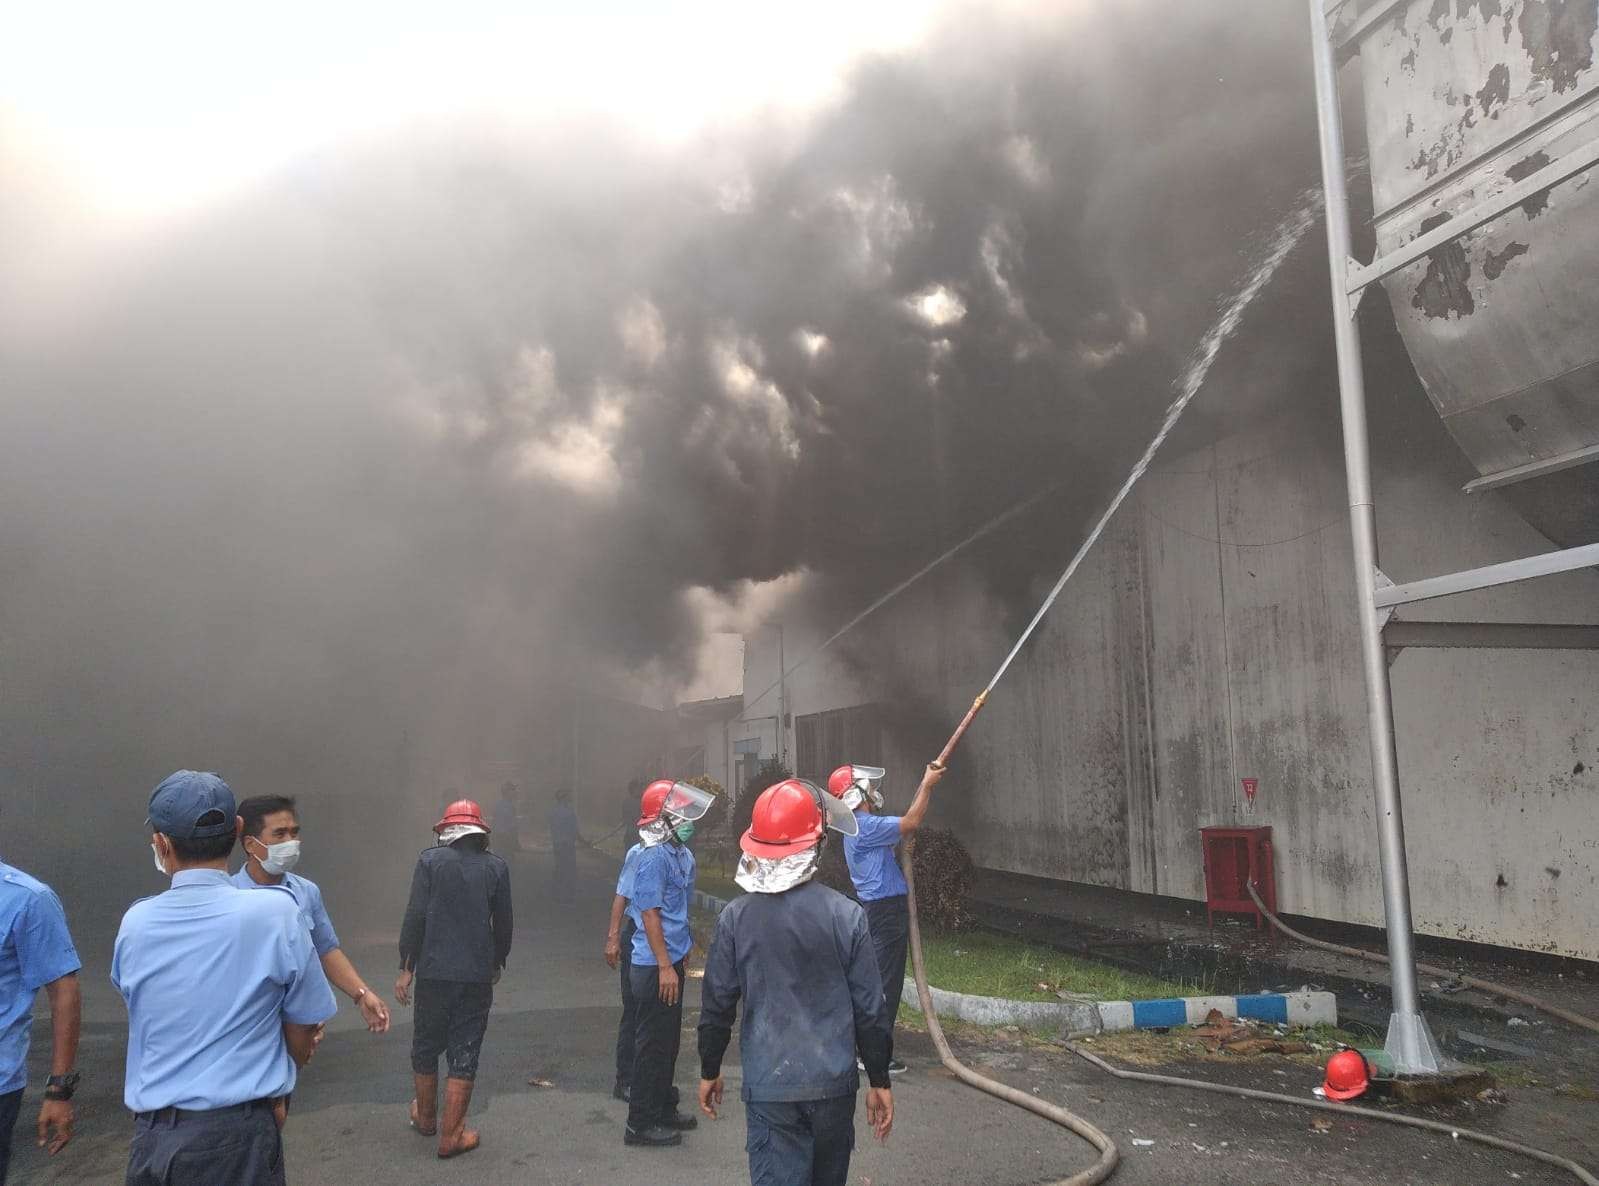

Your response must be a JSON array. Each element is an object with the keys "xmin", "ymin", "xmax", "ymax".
[
  {"xmin": 825, "ymin": 764, "xmax": 886, "ymax": 809},
  {"xmin": 741, "ymin": 778, "xmax": 858, "ymax": 859},
  {"xmin": 637, "ymin": 779, "xmax": 717, "ymax": 826}
]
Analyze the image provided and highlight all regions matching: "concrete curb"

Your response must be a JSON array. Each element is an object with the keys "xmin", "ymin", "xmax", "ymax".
[
  {"xmin": 906, "ymin": 987, "xmax": 1338, "ymax": 1033},
  {"xmin": 694, "ymin": 888, "xmax": 1337, "ymax": 1033}
]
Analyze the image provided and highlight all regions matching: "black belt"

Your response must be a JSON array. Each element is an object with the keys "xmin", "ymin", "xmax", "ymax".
[{"xmin": 134, "ymin": 1098, "xmax": 276, "ymax": 1125}]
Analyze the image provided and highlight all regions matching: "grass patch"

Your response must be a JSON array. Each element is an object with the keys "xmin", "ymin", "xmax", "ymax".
[
  {"xmin": 1058, "ymin": 1021, "xmax": 1367, "ymax": 1069},
  {"xmin": 914, "ymin": 928, "xmax": 1211, "ymax": 1002}
]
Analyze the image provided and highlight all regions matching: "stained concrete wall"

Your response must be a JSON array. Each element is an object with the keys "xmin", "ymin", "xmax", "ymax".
[{"xmin": 747, "ymin": 402, "xmax": 1599, "ymax": 959}]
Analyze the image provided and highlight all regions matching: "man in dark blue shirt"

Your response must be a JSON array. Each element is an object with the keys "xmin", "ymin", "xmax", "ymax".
[
  {"xmin": 698, "ymin": 778, "xmax": 893, "ymax": 1186},
  {"xmin": 826, "ymin": 762, "xmax": 943, "ymax": 1074},
  {"xmin": 395, "ymin": 798, "xmax": 512, "ymax": 1160}
]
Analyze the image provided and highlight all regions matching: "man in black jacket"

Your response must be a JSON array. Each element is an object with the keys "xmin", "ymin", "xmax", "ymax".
[
  {"xmin": 697, "ymin": 778, "xmax": 893, "ymax": 1186},
  {"xmin": 395, "ymin": 798, "xmax": 513, "ymax": 1160}
]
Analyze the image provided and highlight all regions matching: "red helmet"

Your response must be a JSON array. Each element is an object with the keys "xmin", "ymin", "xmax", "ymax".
[
  {"xmin": 635, "ymin": 779, "xmax": 717, "ymax": 827},
  {"xmin": 1322, "ymin": 1050, "xmax": 1371, "ymax": 1101},
  {"xmin": 826, "ymin": 764, "xmax": 885, "ymax": 801},
  {"xmin": 741, "ymin": 778, "xmax": 859, "ymax": 858},
  {"xmin": 637, "ymin": 779, "xmax": 673, "ymax": 825},
  {"xmin": 434, "ymin": 798, "xmax": 488, "ymax": 833}
]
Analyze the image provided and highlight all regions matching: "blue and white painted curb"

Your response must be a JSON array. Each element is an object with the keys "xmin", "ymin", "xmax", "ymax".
[
  {"xmin": 1097, "ymin": 991, "xmax": 1337, "ymax": 1031},
  {"xmin": 906, "ymin": 987, "xmax": 1337, "ymax": 1034},
  {"xmin": 692, "ymin": 888, "xmax": 1336, "ymax": 1034}
]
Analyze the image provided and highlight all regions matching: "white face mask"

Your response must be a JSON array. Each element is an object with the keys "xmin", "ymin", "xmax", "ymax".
[
  {"xmin": 151, "ymin": 842, "xmax": 169, "ymax": 877},
  {"xmin": 251, "ymin": 838, "xmax": 301, "ymax": 876}
]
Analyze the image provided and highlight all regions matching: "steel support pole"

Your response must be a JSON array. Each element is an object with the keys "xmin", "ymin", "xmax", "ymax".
[{"xmin": 1307, "ymin": 0, "xmax": 1444, "ymax": 1075}]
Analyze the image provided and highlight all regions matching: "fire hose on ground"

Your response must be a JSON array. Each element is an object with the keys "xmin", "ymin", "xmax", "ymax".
[
  {"xmin": 1061, "ymin": 1040, "xmax": 1599, "ymax": 1186},
  {"xmin": 1243, "ymin": 879, "xmax": 1599, "ymax": 1037},
  {"xmin": 904, "ymin": 691, "xmax": 1121, "ymax": 1186},
  {"xmin": 902, "ymin": 703, "xmax": 1599, "ymax": 1185}
]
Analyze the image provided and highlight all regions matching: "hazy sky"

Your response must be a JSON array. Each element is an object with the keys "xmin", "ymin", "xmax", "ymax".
[{"xmin": 5, "ymin": 0, "xmax": 973, "ymax": 220}]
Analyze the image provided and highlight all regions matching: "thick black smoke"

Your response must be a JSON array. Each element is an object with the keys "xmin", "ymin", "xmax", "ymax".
[{"xmin": 0, "ymin": 1, "xmax": 1336, "ymax": 915}]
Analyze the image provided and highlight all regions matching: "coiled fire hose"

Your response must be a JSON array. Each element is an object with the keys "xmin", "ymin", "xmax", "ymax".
[
  {"xmin": 902, "ymin": 692, "xmax": 1121, "ymax": 1185},
  {"xmin": 1243, "ymin": 880, "xmax": 1599, "ymax": 1037}
]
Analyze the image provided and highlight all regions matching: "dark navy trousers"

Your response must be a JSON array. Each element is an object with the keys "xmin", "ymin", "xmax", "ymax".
[
  {"xmin": 614, "ymin": 918, "xmax": 638, "ymax": 1085},
  {"xmin": 626, "ymin": 959, "xmax": 685, "ymax": 1132},
  {"xmin": 862, "ymin": 894, "xmax": 909, "ymax": 1060},
  {"xmin": 126, "ymin": 1101, "xmax": 283, "ymax": 1186},
  {"xmin": 745, "ymin": 1095, "xmax": 856, "ymax": 1186},
  {"xmin": 0, "ymin": 1088, "xmax": 21, "ymax": 1184}
]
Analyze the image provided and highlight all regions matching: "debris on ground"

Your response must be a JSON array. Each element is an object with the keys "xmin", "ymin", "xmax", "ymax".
[
  {"xmin": 527, "ymin": 1076, "xmax": 555, "ymax": 1088},
  {"xmin": 1310, "ymin": 1117, "xmax": 1334, "ymax": 1133},
  {"xmin": 1190, "ymin": 1008, "xmax": 1311, "ymax": 1056},
  {"xmin": 1554, "ymin": 1082, "xmax": 1599, "ymax": 1102}
]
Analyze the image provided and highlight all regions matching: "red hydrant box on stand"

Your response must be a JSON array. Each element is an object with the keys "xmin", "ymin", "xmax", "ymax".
[{"xmin": 1200, "ymin": 825, "xmax": 1275, "ymax": 929}]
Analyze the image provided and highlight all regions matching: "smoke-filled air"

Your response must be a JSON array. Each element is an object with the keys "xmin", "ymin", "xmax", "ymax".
[{"xmin": 3, "ymin": 0, "xmax": 1331, "ymax": 910}]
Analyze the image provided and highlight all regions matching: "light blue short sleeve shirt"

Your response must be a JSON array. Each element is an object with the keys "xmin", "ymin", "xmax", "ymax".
[
  {"xmin": 628, "ymin": 844, "xmax": 696, "ymax": 966},
  {"xmin": 616, "ymin": 844, "xmax": 644, "ymax": 930},
  {"xmin": 843, "ymin": 812, "xmax": 908, "ymax": 901},
  {"xmin": 112, "ymin": 869, "xmax": 337, "ymax": 1112},
  {"xmin": 231, "ymin": 866, "xmax": 341, "ymax": 957},
  {"xmin": 0, "ymin": 862, "xmax": 81, "ymax": 1094}
]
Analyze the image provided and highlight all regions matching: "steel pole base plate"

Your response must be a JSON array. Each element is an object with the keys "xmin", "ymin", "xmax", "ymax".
[{"xmin": 1382, "ymin": 1010, "xmax": 1452, "ymax": 1076}]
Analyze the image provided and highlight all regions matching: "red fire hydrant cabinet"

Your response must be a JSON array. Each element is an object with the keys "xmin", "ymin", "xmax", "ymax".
[{"xmin": 1200, "ymin": 825, "xmax": 1276, "ymax": 929}]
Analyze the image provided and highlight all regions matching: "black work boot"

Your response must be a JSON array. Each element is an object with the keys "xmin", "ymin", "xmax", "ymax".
[
  {"xmin": 661, "ymin": 1108, "xmax": 698, "ymax": 1131},
  {"xmin": 624, "ymin": 1124, "xmax": 683, "ymax": 1147}
]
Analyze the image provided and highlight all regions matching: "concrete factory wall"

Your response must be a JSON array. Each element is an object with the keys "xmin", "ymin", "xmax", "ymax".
[{"xmin": 751, "ymin": 407, "xmax": 1599, "ymax": 960}]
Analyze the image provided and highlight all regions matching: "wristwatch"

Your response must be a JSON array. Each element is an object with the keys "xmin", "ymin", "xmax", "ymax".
[{"xmin": 44, "ymin": 1071, "xmax": 79, "ymax": 1101}]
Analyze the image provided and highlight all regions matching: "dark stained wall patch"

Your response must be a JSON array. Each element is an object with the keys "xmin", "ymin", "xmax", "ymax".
[
  {"xmin": 1477, "ymin": 62, "xmax": 1512, "ymax": 115},
  {"xmin": 1507, "ymin": 149, "xmax": 1555, "ymax": 217},
  {"xmin": 1484, "ymin": 240, "xmax": 1530, "ymax": 277},
  {"xmin": 1518, "ymin": 0, "xmax": 1599, "ymax": 93},
  {"xmin": 1412, "ymin": 212, "xmax": 1477, "ymax": 318}
]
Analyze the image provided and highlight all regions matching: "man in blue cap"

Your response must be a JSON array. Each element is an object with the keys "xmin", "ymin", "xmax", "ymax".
[
  {"xmin": 0, "ymin": 844, "xmax": 83, "ymax": 1183},
  {"xmin": 113, "ymin": 771, "xmax": 337, "ymax": 1185}
]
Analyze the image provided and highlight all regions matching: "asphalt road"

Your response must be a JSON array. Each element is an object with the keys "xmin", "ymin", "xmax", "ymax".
[{"xmin": 13, "ymin": 848, "xmax": 1587, "ymax": 1185}]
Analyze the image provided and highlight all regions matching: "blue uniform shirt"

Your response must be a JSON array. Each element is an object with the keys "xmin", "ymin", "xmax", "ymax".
[
  {"xmin": 843, "ymin": 812, "xmax": 908, "ymax": 901},
  {"xmin": 230, "ymin": 866, "xmax": 341, "ymax": 957},
  {"xmin": 112, "ymin": 869, "xmax": 337, "ymax": 1112},
  {"xmin": 548, "ymin": 803, "xmax": 578, "ymax": 848},
  {"xmin": 0, "ymin": 862, "xmax": 81, "ymax": 1094},
  {"xmin": 615, "ymin": 844, "xmax": 644, "ymax": 931},
  {"xmin": 629, "ymin": 843, "xmax": 695, "ymax": 966}
]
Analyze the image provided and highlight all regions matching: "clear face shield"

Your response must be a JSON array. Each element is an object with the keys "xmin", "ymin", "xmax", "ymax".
[
  {"xmin": 813, "ymin": 780, "xmax": 860, "ymax": 837},
  {"xmin": 641, "ymin": 781, "xmax": 716, "ymax": 846},
  {"xmin": 841, "ymin": 765, "xmax": 886, "ymax": 811},
  {"xmin": 659, "ymin": 782, "xmax": 716, "ymax": 823}
]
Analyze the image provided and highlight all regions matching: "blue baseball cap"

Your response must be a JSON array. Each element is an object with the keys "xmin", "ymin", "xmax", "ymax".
[{"xmin": 147, "ymin": 770, "xmax": 236, "ymax": 839}]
